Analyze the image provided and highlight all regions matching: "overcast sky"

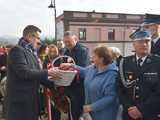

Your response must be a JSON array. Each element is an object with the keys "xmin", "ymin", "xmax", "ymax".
[{"xmin": 0, "ymin": 0, "xmax": 160, "ymax": 37}]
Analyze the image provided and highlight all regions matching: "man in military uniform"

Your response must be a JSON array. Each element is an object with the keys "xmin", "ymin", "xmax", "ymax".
[
  {"xmin": 142, "ymin": 14, "xmax": 160, "ymax": 56},
  {"xmin": 117, "ymin": 29, "xmax": 160, "ymax": 120}
]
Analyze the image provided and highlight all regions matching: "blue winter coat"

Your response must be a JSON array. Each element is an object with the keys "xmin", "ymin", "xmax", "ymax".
[{"xmin": 75, "ymin": 63, "xmax": 119, "ymax": 120}]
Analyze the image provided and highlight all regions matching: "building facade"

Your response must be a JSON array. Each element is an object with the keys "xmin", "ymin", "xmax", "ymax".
[{"xmin": 56, "ymin": 11, "xmax": 144, "ymax": 56}]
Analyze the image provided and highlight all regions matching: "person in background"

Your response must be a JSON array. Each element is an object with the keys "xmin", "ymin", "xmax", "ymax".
[
  {"xmin": 38, "ymin": 43, "xmax": 48, "ymax": 66},
  {"xmin": 60, "ymin": 45, "xmax": 119, "ymax": 120},
  {"xmin": 109, "ymin": 47, "xmax": 123, "ymax": 120},
  {"xmin": 63, "ymin": 31, "xmax": 90, "ymax": 120},
  {"xmin": 42, "ymin": 44, "xmax": 62, "ymax": 120},
  {"xmin": 56, "ymin": 40, "xmax": 65, "ymax": 55},
  {"xmin": 142, "ymin": 14, "xmax": 160, "ymax": 56},
  {"xmin": 43, "ymin": 44, "xmax": 59, "ymax": 69},
  {"xmin": 109, "ymin": 47, "xmax": 122, "ymax": 67},
  {"xmin": 6, "ymin": 25, "xmax": 62, "ymax": 120},
  {"xmin": 0, "ymin": 45, "xmax": 13, "ymax": 103},
  {"xmin": 0, "ymin": 45, "xmax": 13, "ymax": 81},
  {"xmin": 117, "ymin": 29, "xmax": 160, "ymax": 120}
]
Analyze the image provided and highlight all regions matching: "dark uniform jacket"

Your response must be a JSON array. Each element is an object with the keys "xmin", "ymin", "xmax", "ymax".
[
  {"xmin": 64, "ymin": 42, "xmax": 90, "ymax": 120},
  {"xmin": 117, "ymin": 54, "xmax": 160, "ymax": 120},
  {"xmin": 6, "ymin": 44, "xmax": 52, "ymax": 120},
  {"xmin": 151, "ymin": 38, "xmax": 160, "ymax": 56}
]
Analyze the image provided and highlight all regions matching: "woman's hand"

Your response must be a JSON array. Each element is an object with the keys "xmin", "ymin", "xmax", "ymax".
[
  {"xmin": 83, "ymin": 105, "xmax": 92, "ymax": 113},
  {"xmin": 59, "ymin": 63, "xmax": 73, "ymax": 70}
]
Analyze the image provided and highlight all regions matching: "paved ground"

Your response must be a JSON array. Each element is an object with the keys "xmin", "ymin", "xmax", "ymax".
[
  {"xmin": 0, "ymin": 102, "xmax": 5, "ymax": 120},
  {"xmin": 0, "ymin": 102, "xmax": 122, "ymax": 120}
]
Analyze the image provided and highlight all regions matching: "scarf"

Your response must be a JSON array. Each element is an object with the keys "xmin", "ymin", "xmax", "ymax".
[{"xmin": 18, "ymin": 37, "xmax": 38, "ymax": 58}]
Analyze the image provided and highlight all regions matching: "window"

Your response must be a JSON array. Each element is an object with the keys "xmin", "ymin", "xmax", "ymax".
[
  {"xmin": 73, "ymin": 13, "xmax": 88, "ymax": 18},
  {"xmin": 126, "ymin": 15, "xmax": 141, "ymax": 20},
  {"xmin": 79, "ymin": 28, "xmax": 86, "ymax": 40},
  {"xmin": 106, "ymin": 14, "xmax": 119, "ymax": 19},
  {"xmin": 95, "ymin": 28, "xmax": 101, "ymax": 41},
  {"xmin": 108, "ymin": 29, "xmax": 115, "ymax": 40}
]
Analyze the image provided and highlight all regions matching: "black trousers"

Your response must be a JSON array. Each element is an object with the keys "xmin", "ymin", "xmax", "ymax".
[{"xmin": 65, "ymin": 80, "xmax": 85, "ymax": 120}]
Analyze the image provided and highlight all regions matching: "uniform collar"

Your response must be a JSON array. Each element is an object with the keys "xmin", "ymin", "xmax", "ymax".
[
  {"xmin": 66, "ymin": 42, "xmax": 80, "ymax": 52},
  {"xmin": 152, "ymin": 37, "xmax": 160, "ymax": 44},
  {"xmin": 136, "ymin": 55, "xmax": 147, "ymax": 65}
]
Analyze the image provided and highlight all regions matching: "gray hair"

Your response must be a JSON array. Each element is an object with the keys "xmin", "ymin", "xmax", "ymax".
[
  {"xmin": 64, "ymin": 31, "xmax": 78, "ymax": 41},
  {"xmin": 109, "ymin": 47, "xmax": 122, "ymax": 60}
]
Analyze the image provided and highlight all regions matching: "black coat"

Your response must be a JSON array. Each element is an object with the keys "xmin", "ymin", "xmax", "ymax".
[
  {"xmin": 64, "ymin": 42, "xmax": 90, "ymax": 67},
  {"xmin": 117, "ymin": 54, "xmax": 160, "ymax": 120},
  {"xmin": 151, "ymin": 38, "xmax": 160, "ymax": 56},
  {"xmin": 6, "ymin": 45, "xmax": 48, "ymax": 120}
]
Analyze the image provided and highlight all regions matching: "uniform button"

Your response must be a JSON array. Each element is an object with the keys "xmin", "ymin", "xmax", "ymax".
[
  {"xmin": 136, "ymin": 86, "xmax": 139, "ymax": 90},
  {"xmin": 137, "ymin": 78, "xmax": 139, "ymax": 81},
  {"xmin": 136, "ymin": 95, "xmax": 139, "ymax": 98}
]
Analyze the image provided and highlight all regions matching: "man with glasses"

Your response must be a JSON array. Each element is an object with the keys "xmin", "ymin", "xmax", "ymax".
[{"xmin": 6, "ymin": 25, "xmax": 61, "ymax": 120}]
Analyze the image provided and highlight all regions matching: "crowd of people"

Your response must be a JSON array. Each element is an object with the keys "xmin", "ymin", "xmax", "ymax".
[{"xmin": 0, "ymin": 13, "xmax": 160, "ymax": 120}]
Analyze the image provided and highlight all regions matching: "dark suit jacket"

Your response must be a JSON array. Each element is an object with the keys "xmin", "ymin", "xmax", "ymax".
[
  {"xmin": 151, "ymin": 38, "xmax": 160, "ymax": 56},
  {"xmin": 6, "ymin": 45, "xmax": 49, "ymax": 120},
  {"xmin": 64, "ymin": 42, "xmax": 90, "ymax": 67},
  {"xmin": 117, "ymin": 54, "xmax": 160, "ymax": 120}
]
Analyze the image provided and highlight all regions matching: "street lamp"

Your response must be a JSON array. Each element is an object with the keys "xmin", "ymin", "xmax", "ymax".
[{"xmin": 48, "ymin": 0, "xmax": 57, "ymax": 41}]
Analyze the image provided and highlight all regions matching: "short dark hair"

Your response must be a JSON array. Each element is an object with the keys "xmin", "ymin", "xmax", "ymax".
[
  {"xmin": 93, "ymin": 45, "xmax": 112, "ymax": 65},
  {"xmin": 23, "ymin": 25, "xmax": 41, "ymax": 37},
  {"xmin": 64, "ymin": 31, "xmax": 76, "ymax": 37}
]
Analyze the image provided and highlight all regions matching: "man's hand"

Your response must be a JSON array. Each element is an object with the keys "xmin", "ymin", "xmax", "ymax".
[
  {"xmin": 48, "ymin": 68, "xmax": 62, "ymax": 80},
  {"xmin": 128, "ymin": 106, "xmax": 142, "ymax": 119},
  {"xmin": 83, "ymin": 105, "xmax": 92, "ymax": 113},
  {"xmin": 59, "ymin": 63, "xmax": 73, "ymax": 70},
  {"xmin": 157, "ymin": 114, "xmax": 160, "ymax": 118}
]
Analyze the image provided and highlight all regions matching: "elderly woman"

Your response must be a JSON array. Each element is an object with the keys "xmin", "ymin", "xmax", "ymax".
[{"xmin": 60, "ymin": 45, "xmax": 119, "ymax": 120}]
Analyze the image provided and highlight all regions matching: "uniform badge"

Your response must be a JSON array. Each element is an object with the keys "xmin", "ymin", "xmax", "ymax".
[
  {"xmin": 129, "ymin": 74, "xmax": 133, "ymax": 80},
  {"xmin": 126, "ymin": 72, "xmax": 135, "ymax": 81}
]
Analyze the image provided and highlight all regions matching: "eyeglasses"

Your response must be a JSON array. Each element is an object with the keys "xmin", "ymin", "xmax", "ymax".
[
  {"xmin": 37, "ymin": 42, "xmax": 41, "ymax": 46},
  {"xmin": 32, "ymin": 34, "xmax": 41, "ymax": 40}
]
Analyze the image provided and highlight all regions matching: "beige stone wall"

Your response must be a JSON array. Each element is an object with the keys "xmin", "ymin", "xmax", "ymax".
[
  {"xmin": 69, "ymin": 24, "xmax": 139, "ymax": 42},
  {"xmin": 80, "ymin": 42, "xmax": 134, "ymax": 57}
]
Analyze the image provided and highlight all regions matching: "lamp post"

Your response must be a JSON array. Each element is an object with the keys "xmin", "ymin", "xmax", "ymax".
[{"xmin": 48, "ymin": 0, "xmax": 57, "ymax": 41}]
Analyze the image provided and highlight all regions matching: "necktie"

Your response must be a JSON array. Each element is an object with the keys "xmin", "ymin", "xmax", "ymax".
[{"xmin": 137, "ymin": 58, "xmax": 143, "ymax": 69}]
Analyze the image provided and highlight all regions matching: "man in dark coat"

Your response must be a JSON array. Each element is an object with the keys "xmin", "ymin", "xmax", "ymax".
[
  {"xmin": 117, "ymin": 29, "xmax": 160, "ymax": 120},
  {"xmin": 6, "ymin": 25, "xmax": 61, "ymax": 120},
  {"xmin": 63, "ymin": 31, "xmax": 90, "ymax": 120},
  {"xmin": 142, "ymin": 14, "xmax": 160, "ymax": 56}
]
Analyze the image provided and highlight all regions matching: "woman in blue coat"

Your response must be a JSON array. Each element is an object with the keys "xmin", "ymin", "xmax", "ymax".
[{"xmin": 60, "ymin": 45, "xmax": 119, "ymax": 120}]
